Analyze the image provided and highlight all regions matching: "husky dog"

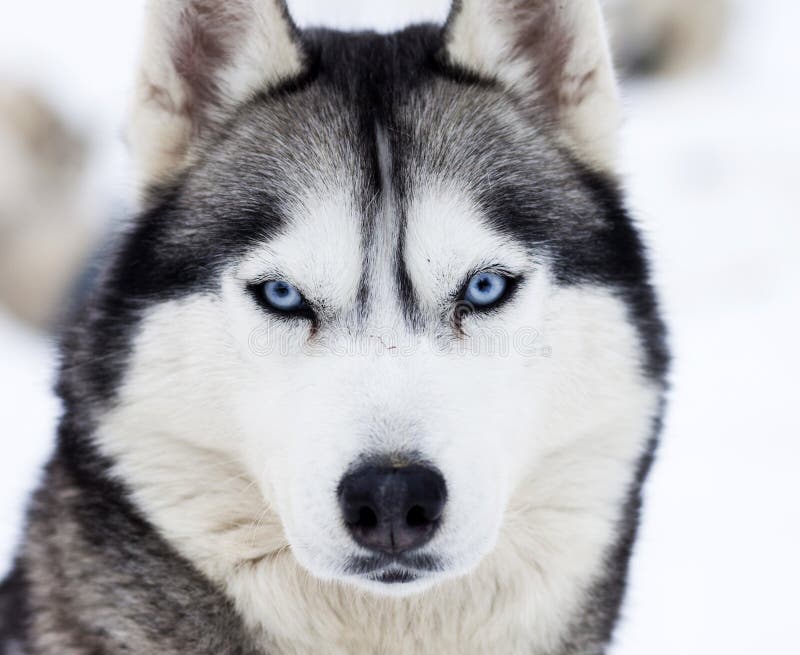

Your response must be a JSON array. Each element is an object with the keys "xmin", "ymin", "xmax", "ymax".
[{"xmin": 0, "ymin": 1, "xmax": 668, "ymax": 653}]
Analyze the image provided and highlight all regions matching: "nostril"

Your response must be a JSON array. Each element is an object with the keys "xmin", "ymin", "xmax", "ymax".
[
  {"xmin": 357, "ymin": 506, "xmax": 378, "ymax": 529},
  {"xmin": 405, "ymin": 505, "xmax": 428, "ymax": 527}
]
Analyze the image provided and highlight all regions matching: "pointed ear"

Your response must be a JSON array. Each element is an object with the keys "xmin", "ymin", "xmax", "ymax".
[
  {"xmin": 442, "ymin": 0, "xmax": 620, "ymax": 172},
  {"xmin": 128, "ymin": 0, "xmax": 305, "ymax": 193}
]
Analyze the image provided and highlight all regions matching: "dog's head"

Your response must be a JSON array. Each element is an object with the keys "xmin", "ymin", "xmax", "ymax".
[{"xmin": 74, "ymin": 0, "xmax": 665, "ymax": 600}]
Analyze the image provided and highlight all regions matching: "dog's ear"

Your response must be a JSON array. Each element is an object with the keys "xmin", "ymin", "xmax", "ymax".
[
  {"xmin": 128, "ymin": 0, "xmax": 305, "ymax": 193},
  {"xmin": 442, "ymin": 0, "xmax": 620, "ymax": 172}
]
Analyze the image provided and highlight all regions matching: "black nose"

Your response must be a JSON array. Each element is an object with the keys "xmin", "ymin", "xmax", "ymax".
[{"xmin": 338, "ymin": 464, "xmax": 447, "ymax": 554}]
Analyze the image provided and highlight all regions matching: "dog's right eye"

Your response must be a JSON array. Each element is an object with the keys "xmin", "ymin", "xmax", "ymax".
[
  {"xmin": 250, "ymin": 280, "xmax": 313, "ymax": 320},
  {"xmin": 262, "ymin": 280, "xmax": 303, "ymax": 311}
]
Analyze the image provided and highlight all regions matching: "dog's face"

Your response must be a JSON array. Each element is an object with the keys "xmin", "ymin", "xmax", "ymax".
[
  {"xmin": 76, "ymin": 0, "xmax": 665, "ymax": 604},
  {"xmin": 221, "ymin": 88, "xmax": 549, "ymax": 592}
]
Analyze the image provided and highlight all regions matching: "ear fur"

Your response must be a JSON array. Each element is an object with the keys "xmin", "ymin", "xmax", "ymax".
[
  {"xmin": 443, "ymin": 0, "xmax": 621, "ymax": 172},
  {"xmin": 128, "ymin": 0, "xmax": 305, "ymax": 194}
]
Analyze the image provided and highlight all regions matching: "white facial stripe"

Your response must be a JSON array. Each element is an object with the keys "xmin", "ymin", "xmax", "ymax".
[{"xmin": 362, "ymin": 123, "xmax": 404, "ymax": 327}]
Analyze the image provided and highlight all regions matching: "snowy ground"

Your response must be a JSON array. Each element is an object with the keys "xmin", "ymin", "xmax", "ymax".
[{"xmin": 1, "ymin": 1, "xmax": 798, "ymax": 652}]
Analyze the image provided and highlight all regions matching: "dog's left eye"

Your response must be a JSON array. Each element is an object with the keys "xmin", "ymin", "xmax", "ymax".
[
  {"xmin": 463, "ymin": 271, "xmax": 509, "ymax": 308},
  {"xmin": 259, "ymin": 280, "xmax": 306, "ymax": 313}
]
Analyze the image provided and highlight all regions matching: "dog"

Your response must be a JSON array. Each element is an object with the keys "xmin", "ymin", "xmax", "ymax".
[{"xmin": 0, "ymin": 1, "xmax": 668, "ymax": 652}]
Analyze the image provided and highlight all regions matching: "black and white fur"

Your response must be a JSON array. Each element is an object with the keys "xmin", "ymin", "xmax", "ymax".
[{"xmin": 1, "ymin": 1, "xmax": 668, "ymax": 653}]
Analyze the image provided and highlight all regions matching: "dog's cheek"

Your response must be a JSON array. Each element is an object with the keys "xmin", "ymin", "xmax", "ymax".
[{"xmin": 237, "ymin": 353, "xmax": 365, "ymax": 568}]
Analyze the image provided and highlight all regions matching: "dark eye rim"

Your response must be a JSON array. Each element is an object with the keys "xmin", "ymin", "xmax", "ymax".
[
  {"xmin": 454, "ymin": 269, "xmax": 522, "ymax": 317},
  {"xmin": 247, "ymin": 280, "xmax": 317, "ymax": 322}
]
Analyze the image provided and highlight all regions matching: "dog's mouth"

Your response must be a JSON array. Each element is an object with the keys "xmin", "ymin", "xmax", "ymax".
[
  {"xmin": 366, "ymin": 568, "xmax": 419, "ymax": 584},
  {"xmin": 345, "ymin": 553, "xmax": 442, "ymax": 586}
]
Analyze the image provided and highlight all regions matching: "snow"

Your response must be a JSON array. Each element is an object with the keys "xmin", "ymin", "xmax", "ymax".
[{"xmin": 1, "ymin": 1, "xmax": 798, "ymax": 652}]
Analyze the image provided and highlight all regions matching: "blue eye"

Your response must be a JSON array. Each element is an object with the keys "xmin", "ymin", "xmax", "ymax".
[
  {"xmin": 261, "ymin": 280, "xmax": 305, "ymax": 312},
  {"xmin": 464, "ymin": 271, "xmax": 509, "ymax": 308}
]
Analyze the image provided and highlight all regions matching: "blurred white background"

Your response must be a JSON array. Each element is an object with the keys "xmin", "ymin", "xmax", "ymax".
[{"xmin": 1, "ymin": 1, "xmax": 798, "ymax": 653}]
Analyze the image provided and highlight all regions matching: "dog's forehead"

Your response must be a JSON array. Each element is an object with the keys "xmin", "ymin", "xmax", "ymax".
[
  {"xmin": 165, "ymin": 26, "xmax": 602, "ymax": 310},
  {"xmin": 221, "ymin": 80, "xmax": 543, "ymax": 313}
]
